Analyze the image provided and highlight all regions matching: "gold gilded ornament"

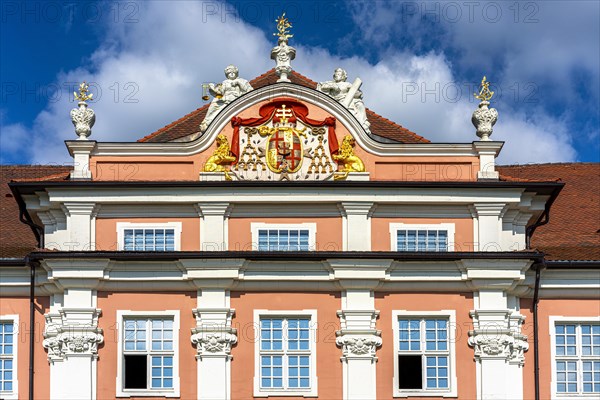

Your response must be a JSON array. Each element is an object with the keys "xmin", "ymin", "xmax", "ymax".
[
  {"xmin": 274, "ymin": 13, "xmax": 293, "ymax": 41},
  {"xmin": 203, "ymin": 134, "xmax": 236, "ymax": 180},
  {"xmin": 474, "ymin": 76, "xmax": 494, "ymax": 102},
  {"xmin": 333, "ymin": 135, "xmax": 365, "ymax": 180},
  {"xmin": 74, "ymin": 82, "xmax": 93, "ymax": 102}
]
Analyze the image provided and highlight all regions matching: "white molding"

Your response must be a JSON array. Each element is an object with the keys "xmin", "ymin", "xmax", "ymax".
[
  {"xmin": 548, "ymin": 316, "xmax": 600, "ymax": 400},
  {"xmin": 116, "ymin": 310, "xmax": 181, "ymax": 398},
  {"xmin": 250, "ymin": 223, "xmax": 317, "ymax": 251},
  {"xmin": 90, "ymin": 84, "xmax": 485, "ymax": 158},
  {"xmin": 252, "ymin": 309, "xmax": 318, "ymax": 398},
  {"xmin": 116, "ymin": 222, "xmax": 182, "ymax": 251},
  {"xmin": 0, "ymin": 315, "xmax": 19, "ymax": 400},
  {"xmin": 390, "ymin": 223, "xmax": 456, "ymax": 252},
  {"xmin": 391, "ymin": 310, "xmax": 458, "ymax": 398}
]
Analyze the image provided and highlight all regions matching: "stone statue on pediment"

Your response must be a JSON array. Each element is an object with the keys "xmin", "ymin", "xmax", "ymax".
[
  {"xmin": 317, "ymin": 68, "xmax": 371, "ymax": 132},
  {"xmin": 200, "ymin": 65, "xmax": 253, "ymax": 132}
]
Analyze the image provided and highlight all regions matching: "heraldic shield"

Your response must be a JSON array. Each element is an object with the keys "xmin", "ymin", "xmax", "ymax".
[{"xmin": 267, "ymin": 124, "xmax": 303, "ymax": 173}]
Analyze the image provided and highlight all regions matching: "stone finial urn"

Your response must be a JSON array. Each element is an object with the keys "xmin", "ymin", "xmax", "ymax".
[
  {"xmin": 70, "ymin": 82, "xmax": 96, "ymax": 140},
  {"xmin": 472, "ymin": 76, "xmax": 498, "ymax": 141}
]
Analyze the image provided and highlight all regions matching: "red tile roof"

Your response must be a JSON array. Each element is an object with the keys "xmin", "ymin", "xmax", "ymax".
[
  {"xmin": 0, "ymin": 165, "xmax": 72, "ymax": 259},
  {"xmin": 498, "ymin": 163, "xmax": 600, "ymax": 261},
  {"xmin": 138, "ymin": 69, "xmax": 429, "ymax": 144}
]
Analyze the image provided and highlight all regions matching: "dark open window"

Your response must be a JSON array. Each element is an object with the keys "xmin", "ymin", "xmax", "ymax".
[
  {"xmin": 124, "ymin": 355, "xmax": 147, "ymax": 389},
  {"xmin": 398, "ymin": 355, "xmax": 422, "ymax": 389}
]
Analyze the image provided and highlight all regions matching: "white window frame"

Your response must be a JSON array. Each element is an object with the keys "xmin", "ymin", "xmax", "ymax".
[
  {"xmin": 253, "ymin": 309, "xmax": 318, "ymax": 397},
  {"xmin": 0, "ymin": 315, "xmax": 18, "ymax": 400},
  {"xmin": 251, "ymin": 223, "xmax": 317, "ymax": 251},
  {"xmin": 392, "ymin": 310, "xmax": 458, "ymax": 398},
  {"xmin": 116, "ymin": 310, "xmax": 180, "ymax": 398},
  {"xmin": 549, "ymin": 316, "xmax": 600, "ymax": 399},
  {"xmin": 390, "ymin": 223, "xmax": 455, "ymax": 252},
  {"xmin": 116, "ymin": 222, "xmax": 182, "ymax": 251}
]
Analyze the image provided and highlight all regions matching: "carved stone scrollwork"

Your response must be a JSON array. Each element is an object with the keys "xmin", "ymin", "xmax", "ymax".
[
  {"xmin": 336, "ymin": 334, "xmax": 382, "ymax": 357},
  {"xmin": 468, "ymin": 333, "xmax": 512, "ymax": 358},
  {"xmin": 42, "ymin": 308, "xmax": 103, "ymax": 362},
  {"xmin": 191, "ymin": 331, "xmax": 237, "ymax": 355}
]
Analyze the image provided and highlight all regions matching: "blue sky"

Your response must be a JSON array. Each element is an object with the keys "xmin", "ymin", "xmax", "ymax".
[{"xmin": 1, "ymin": 0, "xmax": 598, "ymax": 165}]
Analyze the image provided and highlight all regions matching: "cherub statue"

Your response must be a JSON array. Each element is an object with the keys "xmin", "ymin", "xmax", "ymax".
[
  {"xmin": 317, "ymin": 68, "xmax": 370, "ymax": 131},
  {"xmin": 200, "ymin": 65, "xmax": 253, "ymax": 132}
]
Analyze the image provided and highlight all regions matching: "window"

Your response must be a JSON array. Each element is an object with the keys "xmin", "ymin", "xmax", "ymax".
[
  {"xmin": 116, "ymin": 311, "xmax": 180, "ymax": 397},
  {"xmin": 117, "ymin": 222, "xmax": 182, "ymax": 251},
  {"xmin": 0, "ymin": 316, "xmax": 18, "ymax": 400},
  {"xmin": 254, "ymin": 310, "xmax": 318, "ymax": 397},
  {"xmin": 251, "ymin": 223, "xmax": 316, "ymax": 251},
  {"xmin": 392, "ymin": 311, "xmax": 457, "ymax": 397},
  {"xmin": 390, "ymin": 223, "xmax": 455, "ymax": 252},
  {"xmin": 550, "ymin": 317, "xmax": 600, "ymax": 398}
]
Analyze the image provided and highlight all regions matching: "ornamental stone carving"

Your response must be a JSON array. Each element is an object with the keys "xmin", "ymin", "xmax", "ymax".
[
  {"xmin": 200, "ymin": 65, "xmax": 253, "ymax": 132},
  {"xmin": 317, "ymin": 68, "xmax": 371, "ymax": 132},
  {"xmin": 43, "ymin": 308, "xmax": 103, "ymax": 362},
  {"xmin": 472, "ymin": 76, "xmax": 498, "ymax": 141},
  {"xmin": 271, "ymin": 13, "xmax": 296, "ymax": 82},
  {"xmin": 70, "ymin": 82, "xmax": 96, "ymax": 140},
  {"xmin": 336, "ymin": 334, "xmax": 382, "ymax": 357},
  {"xmin": 191, "ymin": 331, "xmax": 237, "ymax": 354}
]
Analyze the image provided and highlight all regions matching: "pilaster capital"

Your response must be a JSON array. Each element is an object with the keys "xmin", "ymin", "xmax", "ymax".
[
  {"xmin": 61, "ymin": 202, "xmax": 97, "ymax": 216},
  {"xmin": 191, "ymin": 307, "xmax": 237, "ymax": 359},
  {"xmin": 469, "ymin": 203, "xmax": 508, "ymax": 217},
  {"xmin": 42, "ymin": 308, "xmax": 103, "ymax": 362},
  {"xmin": 195, "ymin": 202, "xmax": 232, "ymax": 216},
  {"xmin": 337, "ymin": 201, "xmax": 376, "ymax": 216},
  {"xmin": 336, "ymin": 333, "xmax": 382, "ymax": 358}
]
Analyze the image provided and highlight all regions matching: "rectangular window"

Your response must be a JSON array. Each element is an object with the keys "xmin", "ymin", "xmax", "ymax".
[
  {"xmin": 393, "ymin": 311, "xmax": 457, "ymax": 397},
  {"xmin": 553, "ymin": 321, "xmax": 600, "ymax": 396},
  {"xmin": 390, "ymin": 223, "xmax": 455, "ymax": 252},
  {"xmin": 117, "ymin": 311, "xmax": 179, "ymax": 397},
  {"xmin": 0, "ymin": 316, "xmax": 18, "ymax": 400},
  {"xmin": 117, "ymin": 222, "xmax": 181, "ymax": 251},
  {"xmin": 251, "ymin": 223, "xmax": 316, "ymax": 252},
  {"xmin": 254, "ymin": 310, "xmax": 317, "ymax": 397}
]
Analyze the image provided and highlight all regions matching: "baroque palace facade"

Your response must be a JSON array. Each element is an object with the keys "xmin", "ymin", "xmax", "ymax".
[{"xmin": 1, "ymin": 16, "xmax": 599, "ymax": 400}]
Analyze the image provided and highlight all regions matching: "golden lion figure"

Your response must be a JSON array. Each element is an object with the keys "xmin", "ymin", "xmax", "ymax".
[
  {"xmin": 204, "ymin": 134, "xmax": 236, "ymax": 180},
  {"xmin": 332, "ymin": 135, "xmax": 365, "ymax": 180}
]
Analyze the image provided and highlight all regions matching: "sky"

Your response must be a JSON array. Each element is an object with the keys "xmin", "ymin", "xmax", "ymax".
[{"xmin": 1, "ymin": 0, "xmax": 599, "ymax": 165}]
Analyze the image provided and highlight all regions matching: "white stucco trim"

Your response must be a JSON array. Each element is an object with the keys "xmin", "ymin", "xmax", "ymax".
[
  {"xmin": 115, "ymin": 310, "xmax": 181, "ymax": 398},
  {"xmin": 116, "ymin": 222, "xmax": 182, "ymax": 251},
  {"xmin": 253, "ymin": 309, "xmax": 318, "ymax": 397},
  {"xmin": 0, "ymin": 314, "xmax": 19, "ymax": 400},
  {"xmin": 391, "ymin": 310, "xmax": 458, "ymax": 398},
  {"xmin": 89, "ymin": 83, "xmax": 498, "ymax": 158},
  {"xmin": 390, "ymin": 223, "xmax": 456, "ymax": 252},
  {"xmin": 250, "ymin": 223, "xmax": 317, "ymax": 251},
  {"xmin": 548, "ymin": 316, "xmax": 600, "ymax": 400}
]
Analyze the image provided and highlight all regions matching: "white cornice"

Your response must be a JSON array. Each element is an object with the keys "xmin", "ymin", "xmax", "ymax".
[{"xmin": 90, "ymin": 83, "xmax": 490, "ymax": 158}]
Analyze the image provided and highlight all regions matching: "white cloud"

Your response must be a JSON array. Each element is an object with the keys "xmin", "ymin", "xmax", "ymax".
[{"xmin": 3, "ymin": 1, "xmax": 579, "ymax": 165}]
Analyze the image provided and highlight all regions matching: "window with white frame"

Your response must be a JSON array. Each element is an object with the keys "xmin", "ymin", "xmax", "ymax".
[
  {"xmin": 551, "ymin": 317, "xmax": 600, "ymax": 397},
  {"xmin": 117, "ymin": 311, "xmax": 180, "ymax": 397},
  {"xmin": 390, "ymin": 223, "xmax": 455, "ymax": 252},
  {"xmin": 254, "ymin": 310, "xmax": 318, "ymax": 397},
  {"xmin": 117, "ymin": 222, "xmax": 182, "ymax": 251},
  {"xmin": 0, "ymin": 316, "xmax": 18, "ymax": 400},
  {"xmin": 392, "ymin": 311, "xmax": 457, "ymax": 397},
  {"xmin": 251, "ymin": 223, "xmax": 316, "ymax": 251}
]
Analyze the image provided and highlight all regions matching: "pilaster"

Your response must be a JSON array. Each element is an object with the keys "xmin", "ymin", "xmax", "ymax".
[
  {"xmin": 334, "ymin": 276, "xmax": 384, "ymax": 400},
  {"xmin": 338, "ymin": 202, "xmax": 375, "ymax": 251},
  {"xmin": 461, "ymin": 259, "xmax": 531, "ymax": 400},
  {"xmin": 195, "ymin": 202, "xmax": 232, "ymax": 251},
  {"xmin": 469, "ymin": 203, "xmax": 507, "ymax": 251},
  {"xmin": 472, "ymin": 140, "xmax": 502, "ymax": 180},
  {"xmin": 191, "ymin": 287, "xmax": 236, "ymax": 400},
  {"xmin": 61, "ymin": 202, "xmax": 97, "ymax": 251},
  {"xmin": 66, "ymin": 140, "xmax": 97, "ymax": 180}
]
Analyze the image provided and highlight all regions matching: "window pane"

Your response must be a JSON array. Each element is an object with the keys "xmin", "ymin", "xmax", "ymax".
[
  {"xmin": 398, "ymin": 355, "xmax": 422, "ymax": 389},
  {"xmin": 124, "ymin": 355, "xmax": 147, "ymax": 389}
]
